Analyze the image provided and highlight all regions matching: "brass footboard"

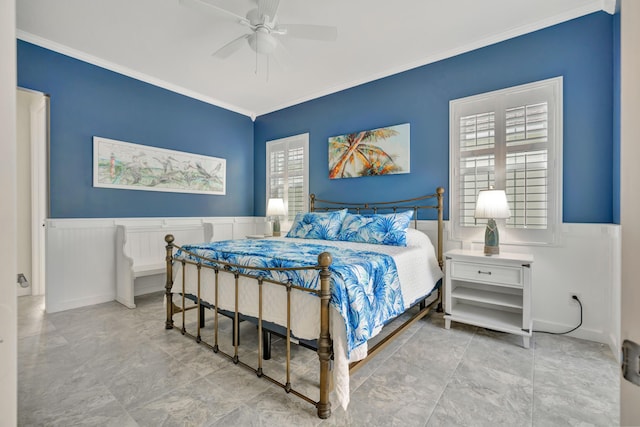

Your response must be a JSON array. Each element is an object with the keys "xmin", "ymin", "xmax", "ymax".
[{"xmin": 164, "ymin": 234, "xmax": 334, "ymax": 419}]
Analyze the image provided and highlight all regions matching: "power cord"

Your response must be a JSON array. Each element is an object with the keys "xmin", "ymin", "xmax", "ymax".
[{"xmin": 533, "ymin": 295, "xmax": 583, "ymax": 335}]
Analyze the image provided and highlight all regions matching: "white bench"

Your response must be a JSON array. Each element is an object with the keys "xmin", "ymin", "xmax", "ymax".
[{"xmin": 115, "ymin": 224, "xmax": 212, "ymax": 308}]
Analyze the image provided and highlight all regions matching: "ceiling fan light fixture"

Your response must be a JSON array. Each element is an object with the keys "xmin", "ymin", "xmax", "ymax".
[
  {"xmin": 248, "ymin": 31, "xmax": 277, "ymax": 55},
  {"xmin": 184, "ymin": 0, "xmax": 337, "ymax": 65}
]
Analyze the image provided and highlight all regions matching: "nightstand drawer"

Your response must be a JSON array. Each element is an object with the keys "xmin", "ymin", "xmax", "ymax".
[{"xmin": 450, "ymin": 261, "xmax": 523, "ymax": 287}]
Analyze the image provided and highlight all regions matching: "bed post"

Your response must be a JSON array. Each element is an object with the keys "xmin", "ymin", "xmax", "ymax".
[
  {"xmin": 310, "ymin": 193, "xmax": 316, "ymax": 212},
  {"xmin": 436, "ymin": 187, "xmax": 444, "ymax": 270},
  {"xmin": 165, "ymin": 234, "xmax": 175, "ymax": 330},
  {"xmin": 317, "ymin": 251, "xmax": 332, "ymax": 419}
]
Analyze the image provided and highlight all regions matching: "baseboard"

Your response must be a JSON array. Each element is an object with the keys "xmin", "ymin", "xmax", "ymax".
[
  {"xmin": 533, "ymin": 319, "xmax": 608, "ymax": 345},
  {"xmin": 115, "ymin": 296, "xmax": 135, "ymax": 309},
  {"xmin": 46, "ymin": 293, "xmax": 115, "ymax": 314},
  {"xmin": 608, "ymin": 331, "xmax": 621, "ymax": 362}
]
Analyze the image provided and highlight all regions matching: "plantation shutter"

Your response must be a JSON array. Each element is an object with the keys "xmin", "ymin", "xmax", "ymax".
[
  {"xmin": 505, "ymin": 102, "xmax": 549, "ymax": 229},
  {"xmin": 450, "ymin": 77, "xmax": 562, "ymax": 245},
  {"xmin": 458, "ymin": 112, "xmax": 496, "ymax": 227},
  {"xmin": 266, "ymin": 134, "xmax": 309, "ymax": 221}
]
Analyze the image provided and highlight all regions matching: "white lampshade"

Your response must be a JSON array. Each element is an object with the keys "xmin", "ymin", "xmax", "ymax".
[
  {"xmin": 266, "ymin": 198, "xmax": 286, "ymax": 217},
  {"xmin": 474, "ymin": 189, "xmax": 511, "ymax": 220}
]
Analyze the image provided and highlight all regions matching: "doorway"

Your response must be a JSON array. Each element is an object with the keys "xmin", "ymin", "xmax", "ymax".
[{"xmin": 16, "ymin": 88, "xmax": 49, "ymax": 300}]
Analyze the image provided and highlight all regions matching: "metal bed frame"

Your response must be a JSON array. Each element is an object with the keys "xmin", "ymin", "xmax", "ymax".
[{"xmin": 163, "ymin": 187, "xmax": 444, "ymax": 419}]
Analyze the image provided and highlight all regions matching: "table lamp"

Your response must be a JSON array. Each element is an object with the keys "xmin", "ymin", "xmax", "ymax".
[
  {"xmin": 474, "ymin": 189, "xmax": 511, "ymax": 255},
  {"xmin": 266, "ymin": 198, "xmax": 286, "ymax": 237}
]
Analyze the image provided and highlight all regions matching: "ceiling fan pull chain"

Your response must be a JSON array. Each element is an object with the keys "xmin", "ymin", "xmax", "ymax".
[{"xmin": 255, "ymin": 45, "xmax": 258, "ymax": 75}]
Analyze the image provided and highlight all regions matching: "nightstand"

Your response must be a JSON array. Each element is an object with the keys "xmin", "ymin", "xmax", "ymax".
[
  {"xmin": 444, "ymin": 249, "xmax": 534, "ymax": 348},
  {"xmin": 246, "ymin": 234, "xmax": 267, "ymax": 239}
]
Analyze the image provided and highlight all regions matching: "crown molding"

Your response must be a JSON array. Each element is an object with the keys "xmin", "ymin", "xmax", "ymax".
[
  {"xmin": 16, "ymin": 0, "xmax": 611, "ymax": 120},
  {"xmin": 17, "ymin": 30, "xmax": 257, "ymax": 120},
  {"xmin": 601, "ymin": 0, "xmax": 618, "ymax": 14},
  {"xmin": 256, "ymin": 1, "xmax": 609, "ymax": 116}
]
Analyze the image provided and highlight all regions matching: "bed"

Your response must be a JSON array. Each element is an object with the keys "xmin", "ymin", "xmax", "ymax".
[{"xmin": 163, "ymin": 187, "xmax": 444, "ymax": 418}]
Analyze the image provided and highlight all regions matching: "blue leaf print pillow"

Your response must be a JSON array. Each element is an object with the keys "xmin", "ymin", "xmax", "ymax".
[
  {"xmin": 286, "ymin": 209, "xmax": 347, "ymax": 240},
  {"xmin": 337, "ymin": 210, "xmax": 414, "ymax": 246}
]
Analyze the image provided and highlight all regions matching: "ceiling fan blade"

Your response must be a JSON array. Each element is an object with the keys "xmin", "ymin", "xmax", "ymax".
[
  {"xmin": 277, "ymin": 24, "xmax": 338, "ymax": 41},
  {"xmin": 179, "ymin": 0, "xmax": 249, "ymax": 25},
  {"xmin": 212, "ymin": 34, "xmax": 249, "ymax": 59},
  {"xmin": 258, "ymin": 0, "xmax": 280, "ymax": 22}
]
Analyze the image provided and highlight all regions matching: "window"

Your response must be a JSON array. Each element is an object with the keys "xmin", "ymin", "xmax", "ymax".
[
  {"xmin": 450, "ymin": 77, "xmax": 562, "ymax": 245},
  {"xmin": 266, "ymin": 133, "xmax": 309, "ymax": 221}
]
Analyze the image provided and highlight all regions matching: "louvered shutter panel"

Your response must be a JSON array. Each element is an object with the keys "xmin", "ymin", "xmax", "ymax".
[
  {"xmin": 268, "ymin": 148, "xmax": 285, "ymax": 200},
  {"xmin": 505, "ymin": 102, "xmax": 549, "ymax": 230},
  {"xmin": 266, "ymin": 134, "xmax": 309, "ymax": 221},
  {"xmin": 286, "ymin": 145, "xmax": 305, "ymax": 220},
  {"xmin": 458, "ymin": 112, "xmax": 496, "ymax": 227}
]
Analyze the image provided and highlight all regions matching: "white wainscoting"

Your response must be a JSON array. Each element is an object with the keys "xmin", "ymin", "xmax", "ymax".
[
  {"xmin": 45, "ymin": 216, "xmax": 265, "ymax": 313},
  {"xmin": 45, "ymin": 218, "xmax": 621, "ymax": 355}
]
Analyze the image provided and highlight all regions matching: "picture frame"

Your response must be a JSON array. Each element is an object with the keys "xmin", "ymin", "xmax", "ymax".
[
  {"xmin": 93, "ymin": 136, "xmax": 226, "ymax": 195},
  {"xmin": 328, "ymin": 123, "xmax": 410, "ymax": 179}
]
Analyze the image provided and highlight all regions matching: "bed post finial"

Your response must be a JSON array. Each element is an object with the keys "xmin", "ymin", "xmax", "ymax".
[
  {"xmin": 317, "ymin": 251, "xmax": 332, "ymax": 419},
  {"xmin": 310, "ymin": 193, "xmax": 316, "ymax": 212},
  {"xmin": 165, "ymin": 234, "xmax": 175, "ymax": 330},
  {"xmin": 318, "ymin": 251, "xmax": 331, "ymax": 268}
]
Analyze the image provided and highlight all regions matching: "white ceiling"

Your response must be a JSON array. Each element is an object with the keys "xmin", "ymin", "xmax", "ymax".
[{"xmin": 16, "ymin": 0, "xmax": 615, "ymax": 119}]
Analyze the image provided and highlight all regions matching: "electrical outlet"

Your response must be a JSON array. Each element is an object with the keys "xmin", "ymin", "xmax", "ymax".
[{"xmin": 569, "ymin": 292, "xmax": 581, "ymax": 305}]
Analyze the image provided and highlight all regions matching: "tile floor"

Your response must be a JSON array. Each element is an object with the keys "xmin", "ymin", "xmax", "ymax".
[{"xmin": 18, "ymin": 292, "xmax": 619, "ymax": 426}]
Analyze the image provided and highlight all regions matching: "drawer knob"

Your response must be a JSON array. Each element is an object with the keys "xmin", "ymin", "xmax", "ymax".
[{"xmin": 478, "ymin": 270, "xmax": 492, "ymax": 275}]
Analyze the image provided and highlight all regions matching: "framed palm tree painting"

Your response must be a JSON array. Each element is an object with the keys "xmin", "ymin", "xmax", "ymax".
[{"xmin": 328, "ymin": 123, "xmax": 410, "ymax": 179}]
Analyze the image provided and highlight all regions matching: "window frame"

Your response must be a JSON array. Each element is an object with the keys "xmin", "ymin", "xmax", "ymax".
[
  {"xmin": 265, "ymin": 133, "xmax": 310, "ymax": 224},
  {"xmin": 449, "ymin": 77, "xmax": 563, "ymax": 246}
]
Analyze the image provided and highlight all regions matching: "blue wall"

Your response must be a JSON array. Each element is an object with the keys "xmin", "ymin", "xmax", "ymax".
[
  {"xmin": 16, "ymin": 11, "xmax": 616, "ymax": 222},
  {"xmin": 254, "ymin": 12, "xmax": 615, "ymax": 223},
  {"xmin": 18, "ymin": 40, "xmax": 255, "ymax": 218}
]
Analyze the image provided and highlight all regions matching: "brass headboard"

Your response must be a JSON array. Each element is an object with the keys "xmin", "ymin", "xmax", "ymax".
[{"xmin": 309, "ymin": 187, "xmax": 445, "ymax": 269}]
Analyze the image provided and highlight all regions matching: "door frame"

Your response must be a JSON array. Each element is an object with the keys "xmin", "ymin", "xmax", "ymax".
[
  {"xmin": 0, "ymin": 0, "xmax": 18, "ymax": 423},
  {"xmin": 29, "ymin": 91, "xmax": 48, "ymax": 297},
  {"xmin": 620, "ymin": 1, "xmax": 640, "ymax": 424}
]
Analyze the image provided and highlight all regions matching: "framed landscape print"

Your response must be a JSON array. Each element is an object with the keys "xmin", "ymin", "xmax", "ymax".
[{"xmin": 93, "ymin": 136, "xmax": 226, "ymax": 195}]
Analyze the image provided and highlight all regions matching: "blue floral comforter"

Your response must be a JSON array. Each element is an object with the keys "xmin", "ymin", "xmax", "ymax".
[{"xmin": 174, "ymin": 239, "xmax": 405, "ymax": 355}]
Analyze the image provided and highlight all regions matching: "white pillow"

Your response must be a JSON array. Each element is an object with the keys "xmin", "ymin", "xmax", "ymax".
[{"xmin": 405, "ymin": 227, "xmax": 434, "ymax": 247}]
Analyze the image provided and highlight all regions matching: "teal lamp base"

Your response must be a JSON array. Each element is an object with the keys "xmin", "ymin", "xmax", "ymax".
[
  {"xmin": 272, "ymin": 218, "xmax": 281, "ymax": 237},
  {"xmin": 484, "ymin": 218, "xmax": 500, "ymax": 255}
]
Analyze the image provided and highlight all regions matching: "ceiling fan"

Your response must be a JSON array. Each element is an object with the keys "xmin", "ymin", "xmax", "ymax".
[{"xmin": 180, "ymin": 0, "xmax": 338, "ymax": 61}]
